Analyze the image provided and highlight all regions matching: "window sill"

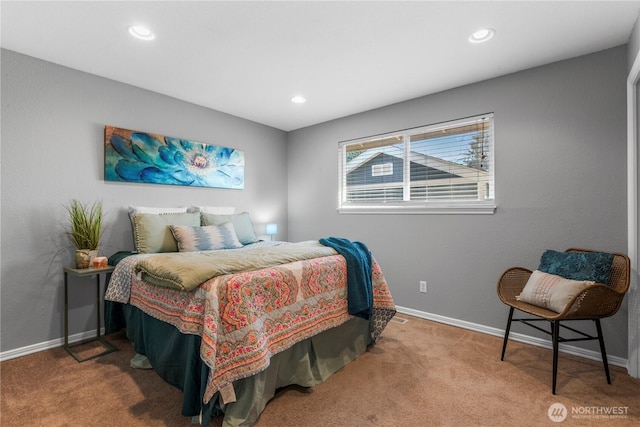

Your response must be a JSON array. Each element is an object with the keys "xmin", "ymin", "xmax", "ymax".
[{"xmin": 337, "ymin": 202, "xmax": 496, "ymax": 215}]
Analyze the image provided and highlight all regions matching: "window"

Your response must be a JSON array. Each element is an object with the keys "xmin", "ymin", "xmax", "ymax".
[
  {"xmin": 338, "ymin": 113, "xmax": 495, "ymax": 214},
  {"xmin": 371, "ymin": 163, "xmax": 393, "ymax": 177}
]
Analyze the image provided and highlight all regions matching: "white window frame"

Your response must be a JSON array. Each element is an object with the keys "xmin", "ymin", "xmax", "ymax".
[{"xmin": 337, "ymin": 114, "xmax": 496, "ymax": 215}]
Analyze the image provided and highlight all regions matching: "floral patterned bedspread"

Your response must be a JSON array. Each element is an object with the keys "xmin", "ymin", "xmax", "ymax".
[{"xmin": 105, "ymin": 247, "xmax": 396, "ymax": 404}]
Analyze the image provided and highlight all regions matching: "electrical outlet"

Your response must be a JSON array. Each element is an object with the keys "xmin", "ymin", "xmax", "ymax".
[{"xmin": 419, "ymin": 281, "xmax": 427, "ymax": 293}]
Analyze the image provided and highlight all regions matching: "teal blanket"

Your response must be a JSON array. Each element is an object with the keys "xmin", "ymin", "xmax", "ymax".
[{"xmin": 319, "ymin": 237, "xmax": 372, "ymax": 320}]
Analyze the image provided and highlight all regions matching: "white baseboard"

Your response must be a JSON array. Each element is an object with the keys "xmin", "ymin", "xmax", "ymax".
[
  {"xmin": 1, "ymin": 309, "xmax": 629, "ymax": 371},
  {"xmin": 395, "ymin": 306, "xmax": 628, "ymax": 369},
  {"xmin": 0, "ymin": 328, "xmax": 105, "ymax": 362}
]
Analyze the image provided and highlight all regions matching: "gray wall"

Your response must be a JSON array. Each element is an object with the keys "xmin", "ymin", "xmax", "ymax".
[
  {"xmin": 287, "ymin": 46, "xmax": 629, "ymax": 358},
  {"xmin": 0, "ymin": 45, "xmax": 631, "ymax": 360},
  {"xmin": 0, "ymin": 49, "xmax": 288, "ymax": 354}
]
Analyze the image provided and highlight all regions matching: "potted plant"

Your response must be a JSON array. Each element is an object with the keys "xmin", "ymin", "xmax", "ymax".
[{"xmin": 65, "ymin": 199, "xmax": 103, "ymax": 268}]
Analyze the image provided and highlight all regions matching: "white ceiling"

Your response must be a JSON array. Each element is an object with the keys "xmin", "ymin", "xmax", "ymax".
[{"xmin": 2, "ymin": 1, "xmax": 640, "ymax": 131}]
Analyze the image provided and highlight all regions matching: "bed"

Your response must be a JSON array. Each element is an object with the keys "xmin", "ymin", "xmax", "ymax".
[{"xmin": 103, "ymin": 209, "xmax": 396, "ymax": 426}]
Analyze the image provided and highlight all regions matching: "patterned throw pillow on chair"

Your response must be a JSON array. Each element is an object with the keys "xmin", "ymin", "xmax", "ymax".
[
  {"xmin": 538, "ymin": 250, "xmax": 614, "ymax": 284},
  {"xmin": 517, "ymin": 270, "xmax": 594, "ymax": 313}
]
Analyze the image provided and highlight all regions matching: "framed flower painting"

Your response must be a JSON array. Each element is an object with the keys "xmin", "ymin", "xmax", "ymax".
[{"xmin": 104, "ymin": 126, "xmax": 244, "ymax": 189}]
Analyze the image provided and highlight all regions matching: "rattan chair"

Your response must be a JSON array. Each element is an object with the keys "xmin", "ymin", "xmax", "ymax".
[{"xmin": 497, "ymin": 248, "xmax": 630, "ymax": 394}]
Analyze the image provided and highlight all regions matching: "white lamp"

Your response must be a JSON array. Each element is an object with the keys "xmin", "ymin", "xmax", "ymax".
[{"xmin": 265, "ymin": 223, "xmax": 278, "ymax": 240}]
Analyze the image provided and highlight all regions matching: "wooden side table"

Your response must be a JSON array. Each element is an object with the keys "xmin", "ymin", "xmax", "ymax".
[{"xmin": 63, "ymin": 266, "xmax": 117, "ymax": 362}]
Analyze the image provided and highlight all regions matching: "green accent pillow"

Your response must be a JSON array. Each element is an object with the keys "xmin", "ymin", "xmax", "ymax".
[
  {"xmin": 132, "ymin": 212, "xmax": 200, "ymax": 253},
  {"xmin": 201, "ymin": 212, "xmax": 258, "ymax": 245}
]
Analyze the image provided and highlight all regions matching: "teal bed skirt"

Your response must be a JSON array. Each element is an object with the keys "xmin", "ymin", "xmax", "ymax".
[{"xmin": 105, "ymin": 301, "xmax": 370, "ymax": 426}]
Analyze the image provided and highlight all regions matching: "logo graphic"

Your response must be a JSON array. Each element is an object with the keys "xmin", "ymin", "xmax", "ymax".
[{"xmin": 548, "ymin": 403, "xmax": 568, "ymax": 423}]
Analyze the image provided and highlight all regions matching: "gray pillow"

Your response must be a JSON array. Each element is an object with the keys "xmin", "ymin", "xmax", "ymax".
[{"xmin": 201, "ymin": 212, "xmax": 258, "ymax": 245}]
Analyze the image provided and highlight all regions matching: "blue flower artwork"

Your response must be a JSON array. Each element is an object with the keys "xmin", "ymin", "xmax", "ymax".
[{"xmin": 104, "ymin": 126, "xmax": 244, "ymax": 189}]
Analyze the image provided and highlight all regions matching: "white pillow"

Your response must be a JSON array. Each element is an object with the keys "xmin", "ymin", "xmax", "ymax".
[
  {"xmin": 517, "ymin": 270, "xmax": 594, "ymax": 313},
  {"xmin": 128, "ymin": 206, "xmax": 188, "ymax": 217},
  {"xmin": 187, "ymin": 205, "xmax": 235, "ymax": 215}
]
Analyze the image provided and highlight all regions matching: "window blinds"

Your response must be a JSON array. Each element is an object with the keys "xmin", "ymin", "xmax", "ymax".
[{"xmin": 338, "ymin": 113, "xmax": 495, "ymax": 213}]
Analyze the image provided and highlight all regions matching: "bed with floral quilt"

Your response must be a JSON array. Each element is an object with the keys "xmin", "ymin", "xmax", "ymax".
[{"xmin": 104, "ymin": 237, "xmax": 396, "ymax": 427}]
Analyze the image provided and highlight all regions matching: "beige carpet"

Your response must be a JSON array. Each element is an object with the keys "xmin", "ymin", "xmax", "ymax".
[{"xmin": 1, "ymin": 315, "xmax": 639, "ymax": 426}]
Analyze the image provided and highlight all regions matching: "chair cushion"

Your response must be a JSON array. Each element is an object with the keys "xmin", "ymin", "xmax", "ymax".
[
  {"xmin": 517, "ymin": 270, "xmax": 594, "ymax": 313},
  {"xmin": 538, "ymin": 250, "xmax": 614, "ymax": 284}
]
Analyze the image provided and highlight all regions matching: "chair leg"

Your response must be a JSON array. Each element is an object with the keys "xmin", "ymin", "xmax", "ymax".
[
  {"xmin": 501, "ymin": 307, "xmax": 514, "ymax": 361},
  {"xmin": 595, "ymin": 319, "xmax": 611, "ymax": 385},
  {"xmin": 552, "ymin": 320, "xmax": 560, "ymax": 395}
]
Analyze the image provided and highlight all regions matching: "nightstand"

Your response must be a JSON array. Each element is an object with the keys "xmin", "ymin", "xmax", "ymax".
[{"xmin": 63, "ymin": 266, "xmax": 117, "ymax": 362}]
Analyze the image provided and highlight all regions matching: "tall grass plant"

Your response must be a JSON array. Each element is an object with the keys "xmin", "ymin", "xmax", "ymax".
[{"xmin": 65, "ymin": 199, "xmax": 103, "ymax": 250}]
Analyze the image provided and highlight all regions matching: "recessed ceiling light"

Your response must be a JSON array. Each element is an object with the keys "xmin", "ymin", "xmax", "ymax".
[
  {"xmin": 128, "ymin": 25, "xmax": 155, "ymax": 41},
  {"xmin": 469, "ymin": 28, "xmax": 495, "ymax": 43},
  {"xmin": 291, "ymin": 96, "xmax": 306, "ymax": 104}
]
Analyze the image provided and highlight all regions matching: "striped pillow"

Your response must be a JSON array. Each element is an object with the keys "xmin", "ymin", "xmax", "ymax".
[
  {"xmin": 517, "ymin": 270, "xmax": 594, "ymax": 313},
  {"xmin": 169, "ymin": 223, "xmax": 243, "ymax": 252}
]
